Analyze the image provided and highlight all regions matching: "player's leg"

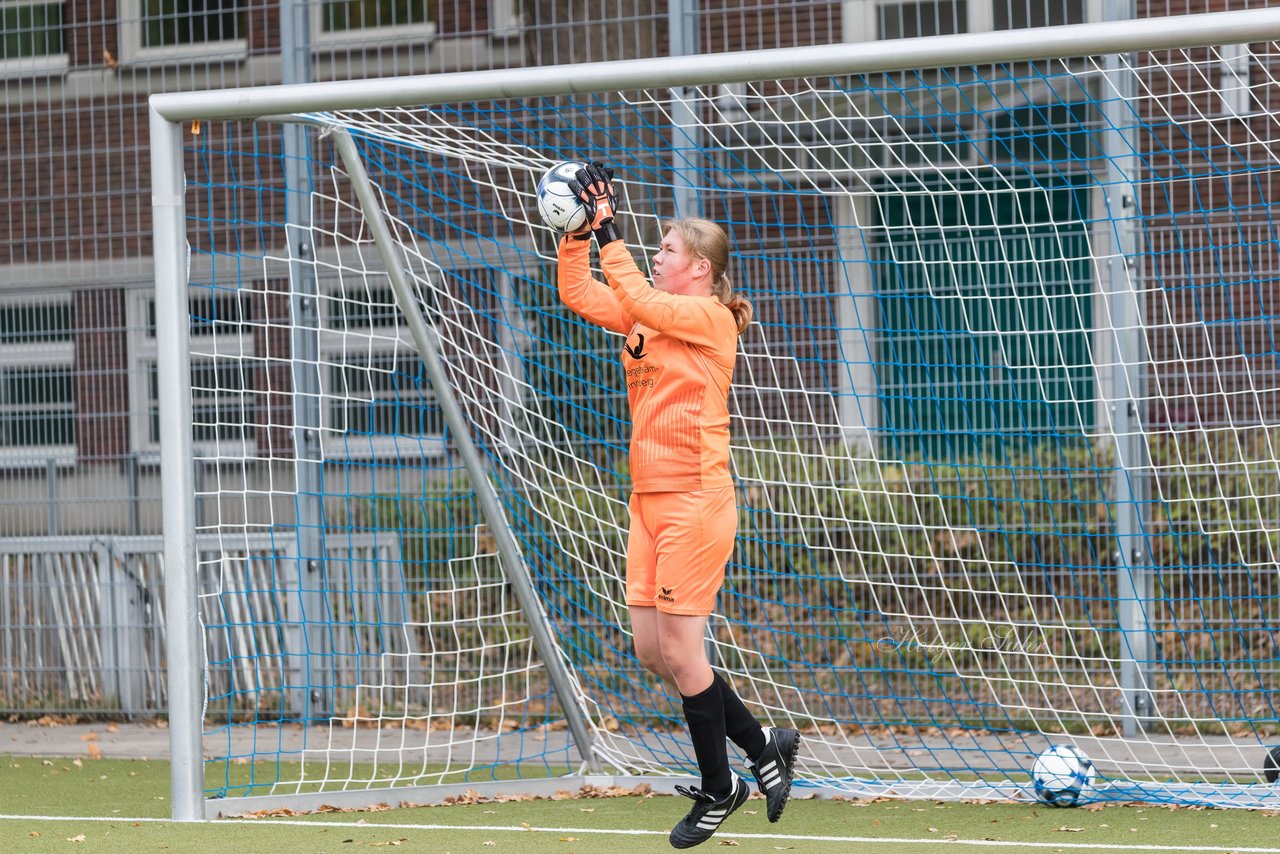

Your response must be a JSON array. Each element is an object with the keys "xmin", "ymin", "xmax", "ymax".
[
  {"xmin": 626, "ymin": 493, "xmax": 676, "ymax": 683},
  {"xmin": 660, "ymin": 486, "xmax": 801, "ymax": 825},
  {"xmin": 655, "ymin": 609, "xmax": 731, "ymax": 796},
  {"xmin": 651, "ymin": 489, "xmax": 746, "ymax": 848},
  {"xmin": 714, "ymin": 673, "xmax": 765, "ymax": 760},
  {"xmin": 657, "ymin": 608, "xmax": 748, "ymax": 848},
  {"xmin": 655, "ymin": 609, "xmax": 713, "ymax": 695},
  {"xmin": 630, "ymin": 604, "xmax": 675, "ymax": 685},
  {"xmin": 646, "ymin": 614, "xmax": 804, "ymax": 828}
]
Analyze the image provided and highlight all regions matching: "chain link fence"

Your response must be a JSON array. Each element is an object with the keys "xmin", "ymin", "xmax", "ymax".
[{"xmin": 2, "ymin": 0, "xmax": 1274, "ymax": 716}]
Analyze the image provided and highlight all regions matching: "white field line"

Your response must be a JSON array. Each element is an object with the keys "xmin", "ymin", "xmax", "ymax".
[{"xmin": 0, "ymin": 814, "xmax": 1275, "ymax": 852}]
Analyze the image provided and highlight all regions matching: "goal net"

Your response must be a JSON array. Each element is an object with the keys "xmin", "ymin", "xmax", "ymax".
[{"xmin": 153, "ymin": 11, "xmax": 1280, "ymax": 815}]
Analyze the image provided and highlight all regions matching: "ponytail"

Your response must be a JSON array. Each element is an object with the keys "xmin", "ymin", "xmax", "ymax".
[{"xmin": 717, "ymin": 274, "xmax": 754, "ymax": 335}]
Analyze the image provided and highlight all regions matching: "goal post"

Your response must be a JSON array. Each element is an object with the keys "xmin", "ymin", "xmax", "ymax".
[
  {"xmin": 150, "ymin": 112, "xmax": 203, "ymax": 821},
  {"xmin": 152, "ymin": 8, "xmax": 1280, "ymax": 821}
]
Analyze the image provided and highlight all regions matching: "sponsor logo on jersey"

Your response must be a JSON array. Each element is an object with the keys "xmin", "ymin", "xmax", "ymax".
[{"xmin": 623, "ymin": 333, "xmax": 647, "ymax": 359}]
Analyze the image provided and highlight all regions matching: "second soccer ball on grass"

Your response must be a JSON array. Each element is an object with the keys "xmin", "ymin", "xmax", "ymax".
[{"xmin": 1031, "ymin": 744, "xmax": 1096, "ymax": 807}]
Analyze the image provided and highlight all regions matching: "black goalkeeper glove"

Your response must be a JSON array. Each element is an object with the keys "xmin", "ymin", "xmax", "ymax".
[{"xmin": 570, "ymin": 162, "xmax": 622, "ymax": 246}]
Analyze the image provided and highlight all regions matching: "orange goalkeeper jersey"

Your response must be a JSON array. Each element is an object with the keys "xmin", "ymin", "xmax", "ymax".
[{"xmin": 557, "ymin": 237, "xmax": 737, "ymax": 493}]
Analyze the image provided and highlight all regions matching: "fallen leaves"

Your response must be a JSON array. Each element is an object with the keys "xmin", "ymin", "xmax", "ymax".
[
  {"xmin": 341, "ymin": 838, "xmax": 408, "ymax": 847},
  {"xmin": 319, "ymin": 803, "xmax": 392, "ymax": 814},
  {"xmin": 563, "ymin": 783, "xmax": 654, "ymax": 800},
  {"xmin": 215, "ymin": 778, "xmax": 680, "ymax": 827},
  {"xmin": 443, "ymin": 790, "xmax": 497, "ymax": 806},
  {"xmin": 232, "ymin": 802, "xmax": 394, "ymax": 819},
  {"xmin": 338, "ymin": 706, "xmax": 377, "ymax": 728}
]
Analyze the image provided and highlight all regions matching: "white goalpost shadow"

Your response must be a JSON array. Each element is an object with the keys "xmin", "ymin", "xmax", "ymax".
[{"xmin": 152, "ymin": 9, "xmax": 1280, "ymax": 821}]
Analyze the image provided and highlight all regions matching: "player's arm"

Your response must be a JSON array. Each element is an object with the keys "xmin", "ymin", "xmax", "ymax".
[
  {"xmin": 598, "ymin": 241, "xmax": 733, "ymax": 348},
  {"xmin": 573, "ymin": 162, "xmax": 734, "ymax": 348},
  {"xmin": 556, "ymin": 234, "xmax": 634, "ymax": 335}
]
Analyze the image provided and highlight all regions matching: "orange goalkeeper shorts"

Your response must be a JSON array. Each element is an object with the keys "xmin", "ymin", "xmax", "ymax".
[{"xmin": 625, "ymin": 487, "xmax": 737, "ymax": 616}]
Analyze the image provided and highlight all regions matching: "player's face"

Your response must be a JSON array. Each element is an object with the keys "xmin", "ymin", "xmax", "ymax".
[{"xmin": 651, "ymin": 229, "xmax": 711, "ymax": 296}]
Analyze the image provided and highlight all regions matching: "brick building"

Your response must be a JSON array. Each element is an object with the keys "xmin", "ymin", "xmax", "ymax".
[{"xmin": 0, "ymin": 0, "xmax": 1270, "ymax": 536}]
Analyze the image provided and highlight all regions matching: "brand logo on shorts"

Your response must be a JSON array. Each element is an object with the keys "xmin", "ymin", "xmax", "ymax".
[{"xmin": 658, "ymin": 585, "xmax": 676, "ymax": 604}]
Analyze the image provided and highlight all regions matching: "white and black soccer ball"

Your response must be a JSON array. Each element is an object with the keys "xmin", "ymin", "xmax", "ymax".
[
  {"xmin": 1031, "ymin": 744, "xmax": 1096, "ymax": 807},
  {"xmin": 536, "ymin": 161, "xmax": 590, "ymax": 234},
  {"xmin": 1264, "ymin": 745, "xmax": 1280, "ymax": 783}
]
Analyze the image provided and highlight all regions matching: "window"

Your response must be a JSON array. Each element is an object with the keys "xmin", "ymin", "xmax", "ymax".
[
  {"xmin": 315, "ymin": 0, "xmax": 435, "ymax": 46},
  {"xmin": 318, "ymin": 277, "xmax": 445, "ymax": 459},
  {"xmin": 0, "ymin": 301, "xmax": 72, "ymax": 344},
  {"xmin": 321, "ymin": 0, "xmax": 427, "ymax": 34},
  {"xmin": 146, "ymin": 358, "xmax": 255, "ymax": 447},
  {"xmin": 144, "ymin": 0, "xmax": 242, "ymax": 47},
  {"xmin": 323, "ymin": 285, "xmax": 405, "ymax": 330},
  {"xmin": 327, "ymin": 352, "xmax": 443, "ymax": 436},
  {"xmin": 1, "ymin": 366, "xmax": 74, "ymax": 448},
  {"xmin": 993, "ymin": 0, "xmax": 1087, "ymax": 31},
  {"xmin": 879, "ymin": 1, "xmax": 965, "ymax": 40},
  {"xmin": 121, "ymin": 0, "xmax": 248, "ymax": 64},
  {"xmin": 0, "ymin": 299, "xmax": 75, "ymax": 458},
  {"xmin": 133, "ymin": 288, "xmax": 256, "ymax": 457},
  {"xmin": 146, "ymin": 291, "xmax": 247, "ymax": 337},
  {"xmin": 845, "ymin": 0, "xmax": 1088, "ymax": 42},
  {"xmin": 131, "ymin": 279, "xmax": 456, "ymax": 462},
  {"xmin": 0, "ymin": 0, "xmax": 66, "ymax": 75}
]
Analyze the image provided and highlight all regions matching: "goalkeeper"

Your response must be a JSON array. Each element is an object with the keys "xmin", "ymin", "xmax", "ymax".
[{"xmin": 557, "ymin": 162, "xmax": 802, "ymax": 849}]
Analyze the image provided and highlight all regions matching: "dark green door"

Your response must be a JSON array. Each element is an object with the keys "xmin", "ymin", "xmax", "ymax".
[{"xmin": 873, "ymin": 165, "xmax": 1094, "ymax": 461}]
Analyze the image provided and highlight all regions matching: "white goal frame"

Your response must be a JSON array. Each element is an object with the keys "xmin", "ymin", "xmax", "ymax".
[{"xmin": 151, "ymin": 7, "xmax": 1280, "ymax": 821}]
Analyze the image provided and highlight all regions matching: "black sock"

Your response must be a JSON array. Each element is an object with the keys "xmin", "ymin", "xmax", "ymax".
[
  {"xmin": 714, "ymin": 673, "xmax": 766, "ymax": 760},
  {"xmin": 681, "ymin": 682, "xmax": 731, "ymax": 796}
]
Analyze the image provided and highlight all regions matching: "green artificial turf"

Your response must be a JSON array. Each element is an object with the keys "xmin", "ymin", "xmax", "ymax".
[{"xmin": 3, "ymin": 756, "xmax": 1280, "ymax": 854}]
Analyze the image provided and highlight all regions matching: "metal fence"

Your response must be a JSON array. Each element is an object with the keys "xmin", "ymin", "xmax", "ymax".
[
  {"xmin": 2, "ymin": 0, "xmax": 1276, "ymax": 716},
  {"xmin": 0, "ymin": 532, "xmax": 403, "ymax": 717}
]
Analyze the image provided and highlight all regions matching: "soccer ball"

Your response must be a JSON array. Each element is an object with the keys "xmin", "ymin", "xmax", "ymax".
[
  {"xmin": 536, "ymin": 161, "xmax": 589, "ymax": 233},
  {"xmin": 1031, "ymin": 744, "xmax": 1096, "ymax": 807},
  {"xmin": 1263, "ymin": 745, "xmax": 1280, "ymax": 783}
]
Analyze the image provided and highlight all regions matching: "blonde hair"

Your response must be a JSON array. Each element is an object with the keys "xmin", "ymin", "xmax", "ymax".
[{"xmin": 662, "ymin": 217, "xmax": 754, "ymax": 335}]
